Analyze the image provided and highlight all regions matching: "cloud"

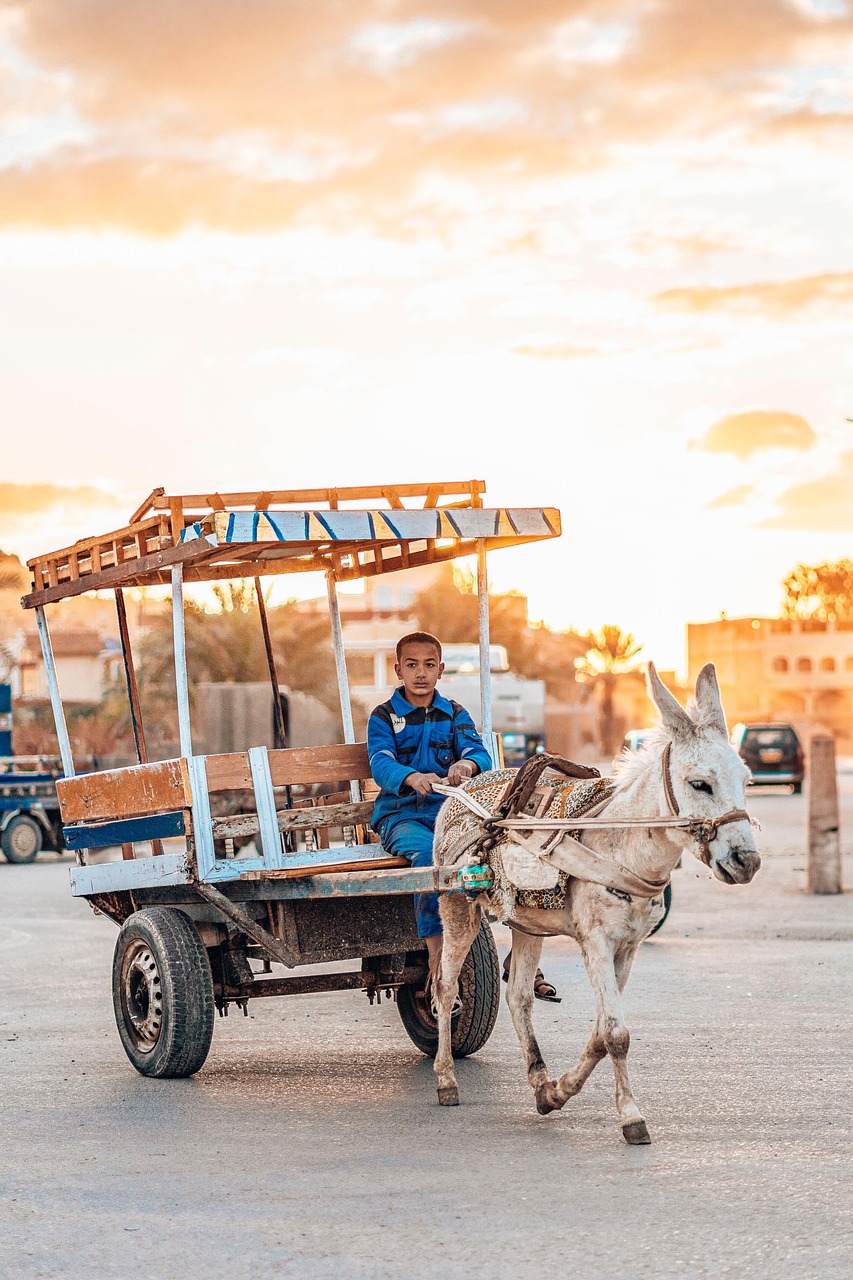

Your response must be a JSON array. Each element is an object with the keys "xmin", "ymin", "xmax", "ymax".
[
  {"xmin": 0, "ymin": 482, "xmax": 124, "ymax": 519},
  {"xmin": 511, "ymin": 337, "xmax": 597, "ymax": 359},
  {"xmin": 1, "ymin": 1, "xmax": 852, "ymax": 234},
  {"xmin": 694, "ymin": 411, "xmax": 816, "ymax": 459},
  {"xmin": 758, "ymin": 448, "xmax": 853, "ymax": 530},
  {"xmin": 705, "ymin": 483, "xmax": 755, "ymax": 510},
  {"xmin": 655, "ymin": 273, "xmax": 853, "ymax": 316}
]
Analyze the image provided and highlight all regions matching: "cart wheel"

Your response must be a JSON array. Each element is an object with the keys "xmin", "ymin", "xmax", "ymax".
[
  {"xmin": 646, "ymin": 882, "xmax": 673, "ymax": 938},
  {"xmin": 112, "ymin": 908, "xmax": 215, "ymax": 1078},
  {"xmin": 1, "ymin": 815, "xmax": 43, "ymax": 864},
  {"xmin": 397, "ymin": 920, "xmax": 500, "ymax": 1059}
]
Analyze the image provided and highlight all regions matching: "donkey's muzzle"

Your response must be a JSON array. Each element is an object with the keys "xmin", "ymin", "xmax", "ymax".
[{"xmin": 715, "ymin": 847, "xmax": 761, "ymax": 884}]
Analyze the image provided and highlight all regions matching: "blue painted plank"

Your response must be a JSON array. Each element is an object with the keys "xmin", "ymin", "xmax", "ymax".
[
  {"xmin": 64, "ymin": 810, "xmax": 186, "ymax": 851},
  {"xmin": 70, "ymin": 853, "xmax": 191, "ymax": 895}
]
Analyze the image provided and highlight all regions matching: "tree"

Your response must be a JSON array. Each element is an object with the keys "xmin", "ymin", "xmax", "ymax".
[
  {"xmin": 412, "ymin": 564, "xmax": 589, "ymax": 698},
  {"xmin": 577, "ymin": 625, "xmax": 644, "ymax": 756},
  {"xmin": 782, "ymin": 559, "xmax": 853, "ymax": 622},
  {"xmin": 136, "ymin": 581, "xmax": 341, "ymax": 750}
]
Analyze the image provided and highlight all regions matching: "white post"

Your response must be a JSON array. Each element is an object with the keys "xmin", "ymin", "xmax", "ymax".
[
  {"xmin": 327, "ymin": 570, "xmax": 361, "ymax": 811},
  {"xmin": 171, "ymin": 565, "xmax": 193, "ymax": 758},
  {"xmin": 476, "ymin": 539, "xmax": 494, "ymax": 763},
  {"xmin": 34, "ymin": 606, "xmax": 75, "ymax": 778}
]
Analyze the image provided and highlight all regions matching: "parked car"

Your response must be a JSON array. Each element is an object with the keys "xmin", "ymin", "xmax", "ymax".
[
  {"xmin": 730, "ymin": 723, "xmax": 805, "ymax": 793},
  {"xmin": 622, "ymin": 729, "xmax": 653, "ymax": 754}
]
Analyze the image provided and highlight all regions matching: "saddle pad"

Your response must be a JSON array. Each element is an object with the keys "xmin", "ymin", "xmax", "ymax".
[{"xmin": 441, "ymin": 769, "xmax": 616, "ymax": 892}]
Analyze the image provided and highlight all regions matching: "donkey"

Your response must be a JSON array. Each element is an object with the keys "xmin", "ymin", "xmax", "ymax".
[{"xmin": 431, "ymin": 662, "xmax": 760, "ymax": 1144}]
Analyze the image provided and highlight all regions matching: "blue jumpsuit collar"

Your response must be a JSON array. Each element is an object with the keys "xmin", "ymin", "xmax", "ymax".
[{"xmin": 390, "ymin": 687, "xmax": 454, "ymax": 717}]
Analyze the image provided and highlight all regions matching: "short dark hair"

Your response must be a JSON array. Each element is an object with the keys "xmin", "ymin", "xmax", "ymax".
[{"xmin": 396, "ymin": 632, "xmax": 442, "ymax": 661}]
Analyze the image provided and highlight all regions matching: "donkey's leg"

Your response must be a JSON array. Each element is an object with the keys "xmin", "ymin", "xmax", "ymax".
[
  {"xmin": 607, "ymin": 944, "xmax": 650, "ymax": 1144},
  {"xmin": 556, "ymin": 934, "xmax": 649, "ymax": 1143},
  {"xmin": 433, "ymin": 894, "xmax": 481, "ymax": 1107},
  {"xmin": 503, "ymin": 930, "xmax": 548, "ymax": 1098}
]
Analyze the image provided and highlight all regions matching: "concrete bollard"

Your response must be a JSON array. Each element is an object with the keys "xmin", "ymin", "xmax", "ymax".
[{"xmin": 806, "ymin": 734, "xmax": 842, "ymax": 894}]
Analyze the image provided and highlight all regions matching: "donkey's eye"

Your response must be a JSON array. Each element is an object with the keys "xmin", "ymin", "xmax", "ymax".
[{"xmin": 689, "ymin": 780, "xmax": 713, "ymax": 795}]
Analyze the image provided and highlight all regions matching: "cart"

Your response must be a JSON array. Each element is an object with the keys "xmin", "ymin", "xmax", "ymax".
[{"xmin": 21, "ymin": 481, "xmax": 560, "ymax": 1077}]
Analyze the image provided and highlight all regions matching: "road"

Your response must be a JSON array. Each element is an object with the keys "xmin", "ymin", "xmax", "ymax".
[{"xmin": 2, "ymin": 782, "xmax": 852, "ymax": 1279}]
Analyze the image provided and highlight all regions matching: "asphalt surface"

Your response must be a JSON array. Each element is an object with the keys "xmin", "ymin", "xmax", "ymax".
[{"xmin": 2, "ymin": 781, "xmax": 852, "ymax": 1280}]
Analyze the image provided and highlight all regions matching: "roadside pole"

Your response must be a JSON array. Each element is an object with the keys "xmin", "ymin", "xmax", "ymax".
[{"xmin": 807, "ymin": 734, "xmax": 842, "ymax": 894}]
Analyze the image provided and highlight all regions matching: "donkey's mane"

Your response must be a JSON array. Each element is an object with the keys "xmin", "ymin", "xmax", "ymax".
[{"xmin": 610, "ymin": 723, "xmax": 671, "ymax": 791}]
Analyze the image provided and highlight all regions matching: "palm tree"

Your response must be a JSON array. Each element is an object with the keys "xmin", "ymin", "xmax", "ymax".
[{"xmin": 579, "ymin": 625, "xmax": 644, "ymax": 756}]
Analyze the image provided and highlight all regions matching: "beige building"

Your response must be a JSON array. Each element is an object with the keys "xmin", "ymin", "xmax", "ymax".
[{"xmin": 688, "ymin": 616, "xmax": 853, "ymax": 749}]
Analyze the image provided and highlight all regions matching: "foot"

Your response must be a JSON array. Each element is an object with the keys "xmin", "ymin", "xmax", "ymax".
[{"xmin": 502, "ymin": 955, "xmax": 562, "ymax": 1003}]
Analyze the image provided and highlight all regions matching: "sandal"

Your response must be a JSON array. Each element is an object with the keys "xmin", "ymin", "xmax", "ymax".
[{"xmin": 502, "ymin": 954, "xmax": 562, "ymax": 1003}]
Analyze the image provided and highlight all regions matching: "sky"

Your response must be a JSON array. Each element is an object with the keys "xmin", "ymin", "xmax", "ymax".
[{"xmin": 1, "ymin": 0, "xmax": 852, "ymax": 674}]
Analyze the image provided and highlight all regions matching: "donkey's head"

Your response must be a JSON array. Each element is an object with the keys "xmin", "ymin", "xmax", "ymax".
[{"xmin": 647, "ymin": 662, "xmax": 760, "ymax": 885}]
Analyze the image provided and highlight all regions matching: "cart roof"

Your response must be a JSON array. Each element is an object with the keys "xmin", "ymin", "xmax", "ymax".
[{"xmin": 22, "ymin": 481, "xmax": 561, "ymax": 607}]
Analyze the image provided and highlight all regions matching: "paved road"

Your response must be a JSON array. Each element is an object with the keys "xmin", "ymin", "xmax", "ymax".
[{"xmin": 2, "ymin": 783, "xmax": 852, "ymax": 1279}]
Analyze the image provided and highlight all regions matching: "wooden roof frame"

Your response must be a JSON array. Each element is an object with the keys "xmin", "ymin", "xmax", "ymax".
[{"xmin": 21, "ymin": 480, "xmax": 561, "ymax": 609}]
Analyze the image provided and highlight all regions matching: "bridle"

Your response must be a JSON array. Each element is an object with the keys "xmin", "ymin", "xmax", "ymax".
[{"xmin": 660, "ymin": 741, "xmax": 753, "ymax": 867}]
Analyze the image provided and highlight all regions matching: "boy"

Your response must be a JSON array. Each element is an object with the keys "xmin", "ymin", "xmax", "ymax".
[
  {"xmin": 367, "ymin": 631, "xmax": 559, "ymax": 1002},
  {"xmin": 367, "ymin": 632, "xmax": 491, "ymax": 973}
]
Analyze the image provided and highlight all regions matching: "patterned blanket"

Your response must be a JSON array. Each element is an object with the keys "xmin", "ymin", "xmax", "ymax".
[{"xmin": 440, "ymin": 768, "xmax": 616, "ymax": 920}]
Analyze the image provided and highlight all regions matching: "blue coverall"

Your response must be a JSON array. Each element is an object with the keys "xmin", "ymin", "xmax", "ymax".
[{"xmin": 367, "ymin": 687, "xmax": 493, "ymax": 937}]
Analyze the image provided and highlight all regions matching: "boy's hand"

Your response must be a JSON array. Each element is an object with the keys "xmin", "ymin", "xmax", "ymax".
[
  {"xmin": 404, "ymin": 771, "xmax": 443, "ymax": 796},
  {"xmin": 447, "ymin": 760, "xmax": 477, "ymax": 787}
]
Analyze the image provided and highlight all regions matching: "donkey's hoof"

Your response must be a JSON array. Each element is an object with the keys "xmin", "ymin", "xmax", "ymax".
[
  {"xmin": 622, "ymin": 1120, "xmax": 651, "ymax": 1145},
  {"xmin": 437, "ymin": 1085, "xmax": 460, "ymax": 1107},
  {"xmin": 535, "ymin": 1082, "xmax": 561, "ymax": 1115}
]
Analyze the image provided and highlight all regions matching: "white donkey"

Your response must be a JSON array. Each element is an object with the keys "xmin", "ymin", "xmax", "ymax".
[{"xmin": 431, "ymin": 662, "xmax": 761, "ymax": 1144}]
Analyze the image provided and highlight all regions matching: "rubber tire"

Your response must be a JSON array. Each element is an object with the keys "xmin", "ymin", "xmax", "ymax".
[
  {"xmin": 1, "ymin": 815, "xmax": 43, "ymax": 864},
  {"xmin": 397, "ymin": 919, "xmax": 500, "ymax": 1059},
  {"xmin": 112, "ymin": 908, "xmax": 215, "ymax": 1078},
  {"xmin": 646, "ymin": 882, "xmax": 673, "ymax": 938}
]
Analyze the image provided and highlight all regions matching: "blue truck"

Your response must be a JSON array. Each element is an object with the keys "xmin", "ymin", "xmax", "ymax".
[
  {"xmin": 0, "ymin": 758, "xmax": 65, "ymax": 862},
  {"xmin": 0, "ymin": 685, "xmax": 65, "ymax": 863}
]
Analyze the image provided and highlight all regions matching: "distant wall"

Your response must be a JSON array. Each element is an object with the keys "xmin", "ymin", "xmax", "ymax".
[{"xmin": 195, "ymin": 683, "xmax": 341, "ymax": 755}]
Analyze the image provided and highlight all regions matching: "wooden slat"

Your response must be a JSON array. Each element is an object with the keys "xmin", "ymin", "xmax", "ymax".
[
  {"xmin": 204, "ymin": 743, "xmax": 371, "ymax": 791},
  {"xmin": 242, "ymin": 855, "xmax": 408, "ymax": 880},
  {"xmin": 150, "ymin": 481, "xmax": 485, "ymax": 511},
  {"xmin": 210, "ymin": 799, "xmax": 375, "ymax": 840},
  {"xmin": 56, "ymin": 758, "xmax": 192, "ymax": 823},
  {"xmin": 63, "ymin": 810, "xmax": 187, "ymax": 851},
  {"xmin": 22, "ymin": 539, "xmax": 212, "ymax": 608},
  {"xmin": 242, "ymin": 855, "xmax": 409, "ymax": 875}
]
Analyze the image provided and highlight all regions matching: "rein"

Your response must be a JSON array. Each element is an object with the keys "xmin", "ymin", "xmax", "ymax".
[{"xmin": 434, "ymin": 747, "xmax": 754, "ymax": 885}]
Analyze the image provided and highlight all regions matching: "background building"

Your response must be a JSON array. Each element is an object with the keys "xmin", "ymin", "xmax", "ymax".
[{"xmin": 688, "ymin": 616, "xmax": 853, "ymax": 750}]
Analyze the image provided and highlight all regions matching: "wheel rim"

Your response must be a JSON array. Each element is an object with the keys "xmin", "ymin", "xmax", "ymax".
[
  {"xmin": 8, "ymin": 822, "xmax": 39, "ymax": 859},
  {"xmin": 407, "ymin": 980, "xmax": 462, "ymax": 1032},
  {"xmin": 119, "ymin": 941, "xmax": 164, "ymax": 1052}
]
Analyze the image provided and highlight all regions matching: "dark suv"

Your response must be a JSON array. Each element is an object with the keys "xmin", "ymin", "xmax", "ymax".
[{"xmin": 730, "ymin": 723, "xmax": 805, "ymax": 793}]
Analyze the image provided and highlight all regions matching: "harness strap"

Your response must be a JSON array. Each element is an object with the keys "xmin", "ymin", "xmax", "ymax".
[{"xmin": 493, "ymin": 752, "xmax": 601, "ymax": 820}]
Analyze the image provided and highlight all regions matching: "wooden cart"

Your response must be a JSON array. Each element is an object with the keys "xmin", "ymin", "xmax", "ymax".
[{"xmin": 21, "ymin": 481, "xmax": 560, "ymax": 1077}]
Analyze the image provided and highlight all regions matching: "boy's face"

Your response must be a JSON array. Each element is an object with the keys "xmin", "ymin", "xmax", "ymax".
[{"xmin": 395, "ymin": 642, "xmax": 444, "ymax": 707}]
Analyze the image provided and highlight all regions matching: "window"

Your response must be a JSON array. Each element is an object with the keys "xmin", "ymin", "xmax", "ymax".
[
  {"xmin": 845, "ymin": 656, "xmax": 853, "ymax": 672},
  {"xmin": 771, "ymin": 657, "xmax": 788, "ymax": 673},
  {"xmin": 795, "ymin": 657, "xmax": 812, "ymax": 673},
  {"xmin": 820, "ymin": 657, "xmax": 836, "ymax": 672}
]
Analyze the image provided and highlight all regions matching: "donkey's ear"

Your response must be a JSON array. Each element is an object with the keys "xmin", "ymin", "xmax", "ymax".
[
  {"xmin": 647, "ymin": 662, "xmax": 693, "ymax": 739},
  {"xmin": 694, "ymin": 662, "xmax": 727, "ymax": 734}
]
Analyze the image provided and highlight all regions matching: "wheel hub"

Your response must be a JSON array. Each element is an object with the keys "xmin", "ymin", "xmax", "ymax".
[
  {"xmin": 121, "ymin": 944, "xmax": 163, "ymax": 1051},
  {"xmin": 9, "ymin": 823, "xmax": 39, "ymax": 858}
]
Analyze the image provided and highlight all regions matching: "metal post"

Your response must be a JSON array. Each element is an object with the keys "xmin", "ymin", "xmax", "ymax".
[
  {"xmin": 171, "ymin": 565, "xmax": 193, "ymax": 758},
  {"xmin": 254, "ymin": 577, "xmax": 288, "ymax": 749},
  {"xmin": 34, "ymin": 606, "xmax": 75, "ymax": 778},
  {"xmin": 115, "ymin": 588, "xmax": 148, "ymax": 765},
  {"xmin": 476, "ymin": 539, "xmax": 494, "ymax": 763},
  {"xmin": 327, "ymin": 570, "xmax": 355, "ymax": 744},
  {"xmin": 326, "ymin": 570, "xmax": 360, "ymax": 804}
]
